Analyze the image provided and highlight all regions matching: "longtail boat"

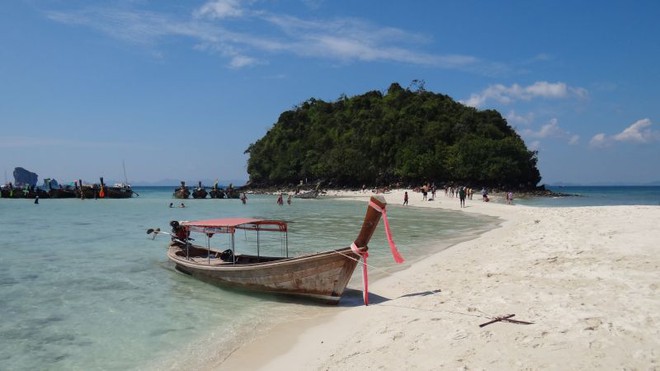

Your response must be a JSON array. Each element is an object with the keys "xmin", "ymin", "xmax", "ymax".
[
  {"xmin": 99, "ymin": 177, "xmax": 136, "ymax": 198},
  {"xmin": 76, "ymin": 178, "xmax": 136, "ymax": 199},
  {"xmin": 44, "ymin": 179, "xmax": 77, "ymax": 198},
  {"xmin": 192, "ymin": 181, "xmax": 208, "ymax": 199},
  {"xmin": 148, "ymin": 195, "xmax": 403, "ymax": 304},
  {"xmin": 173, "ymin": 181, "xmax": 190, "ymax": 199}
]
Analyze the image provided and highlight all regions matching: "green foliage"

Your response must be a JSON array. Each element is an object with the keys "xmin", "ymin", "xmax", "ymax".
[{"xmin": 245, "ymin": 83, "xmax": 542, "ymax": 188}]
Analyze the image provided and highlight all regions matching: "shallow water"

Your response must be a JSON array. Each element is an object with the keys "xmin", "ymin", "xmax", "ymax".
[
  {"xmin": 0, "ymin": 188, "xmax": 498, "ymax": 370},
  {"xmin": 515, "ymin": 185, "xmax": 660, "ymax": 207}
]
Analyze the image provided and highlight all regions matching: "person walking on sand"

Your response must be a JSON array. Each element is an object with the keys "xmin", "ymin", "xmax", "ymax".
[
  {"xmin": 459, "ymin": 187, "xmax": 466, "ymax": 208},
  {"xmin": 403, "ymin": 191, "xmax": 409, "ymax": 205}
]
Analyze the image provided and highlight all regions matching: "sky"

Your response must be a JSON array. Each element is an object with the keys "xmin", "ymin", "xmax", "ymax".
[{"xmin": 1, "ymin": 0, "xmax": 659, "ymax": 186}]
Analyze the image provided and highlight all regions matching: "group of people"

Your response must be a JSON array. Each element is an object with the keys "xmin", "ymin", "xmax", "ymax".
[
  {"xmin": 404, "ymin": 184, "xmax": 513, "ymax": 208},
  {"xmin": 276, "ymin": 193, "xmax": 293, "ymax": 205}
]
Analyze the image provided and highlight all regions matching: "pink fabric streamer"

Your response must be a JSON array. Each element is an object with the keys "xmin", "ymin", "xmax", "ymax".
[
  {"xmin": 369, "ymin": 200, "xmax": 405, "ymax": 264},
  {"xmin": 351, "ymin": 201, "xmax": 405, "ymax": 305}
]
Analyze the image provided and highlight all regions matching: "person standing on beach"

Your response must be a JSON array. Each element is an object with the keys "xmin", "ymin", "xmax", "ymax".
[
  {"xmin": 459, "ymin": 187, "xmax": 466, "ymax": 208},
  {"xmin": 403, "ymin": 191, "xmax": 409, "ymax": 205}
]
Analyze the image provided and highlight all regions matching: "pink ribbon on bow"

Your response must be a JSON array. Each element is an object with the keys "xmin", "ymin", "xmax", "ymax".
[
  {"xmin": 369, "ymin": 200, "xmax": 405, "ymax": 264},
  {"xmin": 352, "ymin": 200, "xmax": 405, "ymax": 305}
]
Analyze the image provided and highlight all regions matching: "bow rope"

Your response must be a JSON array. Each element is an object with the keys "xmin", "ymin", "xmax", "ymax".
[{"xmin": 351, "ymin": 200, "xmax": 405, "ymax": 305}]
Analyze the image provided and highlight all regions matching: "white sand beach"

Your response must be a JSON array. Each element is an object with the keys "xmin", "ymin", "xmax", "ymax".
[{"xmin": 218, "ymin": 190, "xmax": 660, "ymax": 370}]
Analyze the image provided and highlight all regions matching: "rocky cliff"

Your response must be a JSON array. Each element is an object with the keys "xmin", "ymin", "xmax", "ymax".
[{"xmin": 13, "ymin": 167, "xmax": 38, "ymax": 186}]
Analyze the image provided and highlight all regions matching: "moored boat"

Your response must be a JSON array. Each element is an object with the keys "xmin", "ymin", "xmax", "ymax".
[
  {"xmin": 173, "ymin": 181, "xmax": 190, "ymax": 199},
  {"xmin": 192, "ymin": 181, "xmax": 208, "ymax": 199},
  {"xmin": 0, "ymin": 183, "xmax": 49, "ymax": 199},
  {"xmin": 294, "ymin": 189, "xmax": 319, "ymax": 199},
  {"xmin": 99, "ymin": 177, "xmax": 136, "ymax": 198},
  {"xmin": 74, "ymin": 178, "xmax": 137, "ymax": 199},
  {"xmin": 149, "ymin": 195, "xmax": 404, "ymax": 304},
  {"xmin": 44, "ymin": 178, "xmax": 77, "ymax": 198}
]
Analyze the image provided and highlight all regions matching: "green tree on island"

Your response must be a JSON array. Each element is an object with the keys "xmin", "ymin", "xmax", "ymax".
[{"xmin": 245, "ymin": 82, "xmax": 542, "ymax": 189}]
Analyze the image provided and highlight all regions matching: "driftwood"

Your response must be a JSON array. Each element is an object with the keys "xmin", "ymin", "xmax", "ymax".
[{"xmin": 479, "ymin": 314, "xmax": 534, "ymax": 328}]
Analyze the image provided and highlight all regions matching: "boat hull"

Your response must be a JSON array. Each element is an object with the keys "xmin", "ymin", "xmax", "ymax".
[{"xmin": 168, "ymin": 245, "xmax": 359, "ymax": 303}]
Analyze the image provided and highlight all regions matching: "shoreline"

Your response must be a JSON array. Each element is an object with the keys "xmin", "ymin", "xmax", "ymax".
[{"xmin": 215, "ymin": 190, "xmax": 660, "ymax": 370}]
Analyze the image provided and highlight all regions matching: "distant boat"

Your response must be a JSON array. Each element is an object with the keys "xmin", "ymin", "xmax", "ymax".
[
  {"xmin": 192, "ymin": 181, "xmax": 208, "ymax": 199},
  {"xmin": 295, "ymin": 182, "xmax": 321, "ymax": 199},
  {"xmin": 150, "ymin": 195, "xmax": 401, "ymax": 303},
  {"xmin": 44, "ymin": 178, "xmax": 76, "ymax": 198},
  {"xmin": 0, "ymin": 183, "xmax": 49, "ymax": 199},
  {"xmin": 208, "ymin": 180, "xmax": 226, "ymax": 199},
  {"xmin": 173, "ymin": 181, "xmax": 190, "ymax": 199},
  {"xmin": 294, "ymin": 189, "xmax": 319, "ymax": 199},
  {"xmin": 77, "ymin": 177, "xmax": 136, "ymax": 199}
]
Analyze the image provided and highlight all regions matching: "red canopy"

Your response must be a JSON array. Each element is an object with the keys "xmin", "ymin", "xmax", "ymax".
[{"xmin": 181, "ymin": 218, "xmax": 288, "ymax": 234}]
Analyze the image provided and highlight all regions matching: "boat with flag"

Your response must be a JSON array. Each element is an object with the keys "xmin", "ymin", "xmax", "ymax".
[
  {"xmin": 76, "ymin": 177, "xmax": 137, "ymax": 199},
  {"xmin": 148, "ymin": 195, "xmax": 403, "ymax": 304}
]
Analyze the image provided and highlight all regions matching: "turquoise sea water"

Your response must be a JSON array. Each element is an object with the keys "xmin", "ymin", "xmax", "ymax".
[
  {"xmin": 515, "ymin": 185, "xmax": 660, "ymax": 207},
  {"xmin": 0, "ymin": 187, "xmax": 498, "ymax": 370}
]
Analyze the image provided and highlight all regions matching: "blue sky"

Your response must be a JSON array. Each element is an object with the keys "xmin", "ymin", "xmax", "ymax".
[{"xmin": 1, "ymin": 0, "xmax": 658, "ymax": 186}]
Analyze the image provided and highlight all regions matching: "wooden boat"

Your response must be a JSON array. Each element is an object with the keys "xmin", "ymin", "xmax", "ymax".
[
  {"xmin": 173, "ymin": 181, "xmax": 190, "ymax": 199},
  {"xmin": 76, "ymin": 178, "xmax": 136, "ymax": 199},
  {"xmin": 154, "ymin": 195, "xmax": 400, "ymax": 303},
  {"xmin": 224, "ymin": 184, "xmax": 241, "ymax": 199},
  {"xmin": 47, "ymin": 186, "xmax": 77, "ymax": 198},
  {"xmin": 208, "ymin": 187, "xmax": 225, "ymax": 199},
  {"xmin": 192, "ymin": 181, "xmax": 208, "ymax": 199},
  {"xmin": 295, "ymin": 182, "xmax": 321, "ymax": 199},
  {"xmin": 42, "ymin": 178, "xmax": 76, "ymax": 198},
  {"xmin": 0, "ymin": 183, "xmax": 49, "ymax": 199},
  {"xmin": 99, "ymin": 177, "xmax": 136, "ymax": 198},
  {"xmin": 294, "ymin": 189, "xmax": 319, "ymax": 199}
]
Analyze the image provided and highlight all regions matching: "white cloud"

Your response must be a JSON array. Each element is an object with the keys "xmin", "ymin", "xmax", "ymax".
[
  {"xmin": 229, "ymin": 54, "xmax": 259, "ymax": 68},
  {"xmin": 462, "ymin": 81, "xmax": 588, "ymax": 108},
  {"xmin": 506, "ymin": 110, "xmax": 534, "ymax": 126},
  {"xmin": 520, "ymin": 118, "xmax": 578, "ymax": 145},
  {"xmin": 590, "ymin": 118, "xmax": 659, "ymax": 148},
  {"xmin": 195, "ymin": 0, "xmax": 245, "ymax": 19},
  {"xmin": 613, "ymin": 118, "xmax": 656, "ymax": 143},
  {"xmin": 44, "ymin": 2, "xmax": 494, "ymax": 71},
  {"xmin": 589, "ymin": 133, "xmax": 609, "ymax": 148}
]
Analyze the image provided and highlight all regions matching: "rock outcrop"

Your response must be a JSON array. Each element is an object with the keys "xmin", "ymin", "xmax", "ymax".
[{"xmin": 13, "ymin": 167, "xmax": 38, "ymax": 186}]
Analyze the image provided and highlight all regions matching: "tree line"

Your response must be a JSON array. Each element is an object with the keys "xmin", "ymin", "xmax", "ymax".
[{"xmin": 245, "ymin": 82, "xmax": 542, "ymax": 189}]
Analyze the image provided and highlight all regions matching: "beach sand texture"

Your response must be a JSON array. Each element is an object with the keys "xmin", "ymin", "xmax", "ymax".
[{"xmin": 217, "ymin": 190, "xmax": 659, "ymax": 370}]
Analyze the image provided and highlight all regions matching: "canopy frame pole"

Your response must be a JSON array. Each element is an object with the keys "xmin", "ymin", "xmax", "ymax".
[
  {"xmin": 207, "ymin": 233, "xmax": 211, "ymax": 265},
  {"xmin": 231, "ymin": 231, "xmax": 236, "ymax": 264},
  {"xmin": 257, "ymin": 228, "xmax": 260, "ymax": 262}
]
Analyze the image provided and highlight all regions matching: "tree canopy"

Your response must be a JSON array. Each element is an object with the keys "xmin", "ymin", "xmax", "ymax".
[{"xmin": 245, "ymin": 82, "xmax": 542, "ymax": 189}]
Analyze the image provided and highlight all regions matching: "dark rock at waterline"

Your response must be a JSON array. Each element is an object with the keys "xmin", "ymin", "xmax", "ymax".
[{"xmin": 13, "ymin": 167, "xmax": 38, "ymax": 187}]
